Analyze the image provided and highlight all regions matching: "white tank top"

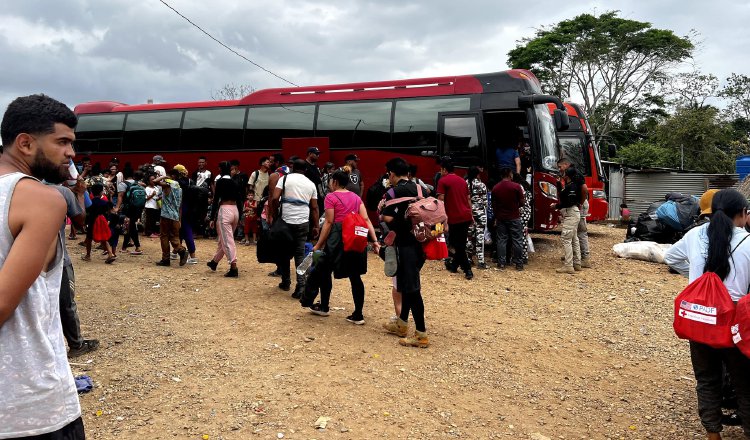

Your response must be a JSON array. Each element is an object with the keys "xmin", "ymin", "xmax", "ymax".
[{"xmin": 0, "ymin": 172, "xmax": 81, "ymax": 438}]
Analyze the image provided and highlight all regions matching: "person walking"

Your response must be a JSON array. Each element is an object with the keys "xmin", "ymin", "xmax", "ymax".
[
  {"xmin": 0, "ymin": 93, "xmax": 86, "ymax": 439},
  {"xmin": 143, "ymin": 174, "xmax": 161, "ymax": 237},
  {"xmin": 465, "ymin": 166, "xmax": 487, "ymax": 269},
  {"xmin": 554, "ymin": 167, "xmax": 582, "ymax": 274},
  {"xmin": 154, "ymin": 167, "xmax": 188, "ymax": 267},
  {"xmin": 664, "ymin": 189, "xmax": 750, "ymax": 440},
  {"xmin": 207, "ymin": 161, "xmax": 241, "ymax": 277},
  {"xmin": 437, "ymin": 157, "xmax": 474, "ymax": 280},
  {"xmin": 491, "ymin": 167, "xmax": 525, "ymax": 270},
  {"xmin": 120, "ymin": 170, "xmax": 146, "ymax": 255},
  {"xmin": 344, "ymin": 154, "xmax": 364, "ymax": 196},
  {"xmin": 268, "ymin": 159, "xmax": 319, "ymax": 297},
  {"xmin": 301, "ymin": 167, "xmax": 379, "ymax": 324},
  {"xmin": 381, "ymin": 158, "xmax": 429, "ymax": 348}
]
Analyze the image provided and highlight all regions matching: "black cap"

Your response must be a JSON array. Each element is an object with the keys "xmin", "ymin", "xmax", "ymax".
[
  {"xmin": 307, "ymin": 147, "xmax": 321, "ymax": 155},
  {"xmin": 345, "ymin": 154, "xmax": 359, "ymax": 162}
]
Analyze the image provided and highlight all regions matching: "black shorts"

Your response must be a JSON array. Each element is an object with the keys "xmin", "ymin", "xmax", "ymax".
[{"xmin": 396, "ymin": 244, "xmax": 425, "ymax": 294}]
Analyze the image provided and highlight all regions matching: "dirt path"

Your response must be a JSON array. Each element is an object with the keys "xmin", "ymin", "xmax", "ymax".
[{"xmin": 69, "ymin": 224, "xmax": 747, "ymax": 439}]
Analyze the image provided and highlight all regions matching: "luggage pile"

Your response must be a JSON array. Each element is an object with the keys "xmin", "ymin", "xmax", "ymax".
[{"xmin": 625, "ymin": 192, "xmax": 700, "ymax": 244}]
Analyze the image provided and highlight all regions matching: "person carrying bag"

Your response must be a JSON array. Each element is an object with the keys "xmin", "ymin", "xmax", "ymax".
[{"xmin": 664, "ymin": 189, "xmax": 750, "ymax": 439}]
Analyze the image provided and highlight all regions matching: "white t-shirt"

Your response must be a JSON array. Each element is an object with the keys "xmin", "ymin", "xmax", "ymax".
[
  {"xmin": 664, "ymin": 223, "xmax": 750, "ymax": 302},
  {"xmin": 196, "ymin": 170, "xmax": 212, "ymax": 187},
  {"xmin": 153, "ymin": 165, "xmax": 166, "ymax": 178},
  {"xmin": 145, "ymin": 186, "xmax": 161, "ymax": 209},
  {"xmin": 276, "ymin": 173, "xmax": 317, "ymax": 225}
]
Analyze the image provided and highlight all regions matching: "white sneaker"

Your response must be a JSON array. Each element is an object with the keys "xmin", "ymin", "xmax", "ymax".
[
  {"xmin": 170, "ymin": 252, "xmax": 178, "ymax": 260},
  {"xmin": 186, "ymin": 257, "xmax": 198, "ymax": 265}
]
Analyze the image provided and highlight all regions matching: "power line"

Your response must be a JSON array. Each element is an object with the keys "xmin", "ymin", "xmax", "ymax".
[{"xmin": 157, "ymin": 0, "xmax": 299, "ymax": 87}]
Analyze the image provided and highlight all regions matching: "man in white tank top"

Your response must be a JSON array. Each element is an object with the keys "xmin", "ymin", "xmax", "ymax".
[{"xmin": 0, "ymin": 94, "xmax": 84, "ymax": 439}]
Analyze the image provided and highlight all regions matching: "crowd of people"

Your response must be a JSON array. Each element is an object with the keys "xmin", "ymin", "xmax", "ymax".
[{"xmin": 0, "ymin": 94, "xmax": 605, "ymax": 440}]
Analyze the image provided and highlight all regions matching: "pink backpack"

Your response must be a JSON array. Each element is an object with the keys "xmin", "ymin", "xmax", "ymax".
[{"xmin": 383, "ymin": 185, "xmax": 447, "ymax": 242}]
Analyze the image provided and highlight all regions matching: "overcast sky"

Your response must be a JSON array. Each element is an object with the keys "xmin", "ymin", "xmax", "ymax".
[{"xmin": 0, "ymin": 0, "xmax": 748, "ymax": 114}]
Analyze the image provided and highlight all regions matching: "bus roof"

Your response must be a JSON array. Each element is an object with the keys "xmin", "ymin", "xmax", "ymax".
[{"xmin": 74, "ymin": 69, "xmax": 541, "ymax": 115}]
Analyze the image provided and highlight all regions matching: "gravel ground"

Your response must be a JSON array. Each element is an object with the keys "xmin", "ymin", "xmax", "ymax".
[{"xmin": 68, "ymin": 224, "xmax": 748, "ymax": 439}]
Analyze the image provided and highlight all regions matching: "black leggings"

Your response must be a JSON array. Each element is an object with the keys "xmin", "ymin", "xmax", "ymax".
[
  {"xmin": 400, "ymin": 288, "xmax": 425, "ymax": 332},
  {"xmin": 305, "ymin": 266, "xmax": 365, "ymax": 316}
]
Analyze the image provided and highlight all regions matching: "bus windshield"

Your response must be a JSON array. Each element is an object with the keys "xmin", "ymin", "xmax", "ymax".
[
  {"xmin": 558, "ymin": 135, "xmax": 591, "ymax": 175},
  {"xmin": 534, "ymin": 105, "xmax": 558, "ymax": 171}
]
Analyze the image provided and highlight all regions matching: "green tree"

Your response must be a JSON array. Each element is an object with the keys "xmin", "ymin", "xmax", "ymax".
[
  {"xmin": 667, "ymin": 70, "xmax": 719, "ymax": 110},
  {"xmin": 617, "ymin": 141, "xmax": 675, "ymax": 169},
  {"xmin": 720, "ymin": 73, "xmax": 750, "ymax": 121},
  {"xmin": 507, "ymin": 11, "xmax": 694, "ymax": 138}
]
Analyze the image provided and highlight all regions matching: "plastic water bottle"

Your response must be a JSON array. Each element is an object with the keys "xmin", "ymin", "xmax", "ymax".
[
  {"xmin": 66, "ymin": 159, "xmax": 79, "ymax": 186},
  {"xmin": 296, "ymin": 252, "xmax": 314, "ymax": 275}
]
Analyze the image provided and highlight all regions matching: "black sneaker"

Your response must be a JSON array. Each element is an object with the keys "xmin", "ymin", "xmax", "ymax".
[
  {"xmin": 291, "ymin": 289, "xmax": 303, "ymax": 299},
  {"xmin": 497, "ymin": 264, "xmax": 506, "ymax": 270},
  {"xmin": 279, "ymin": 282, "xmax": 291, "ymax": 291},
  {"xmin": 68, "ymin": 339, "xmax": 100, "ymax": 358},
  {"xmin": 178, "ymin": 249, "xmax": 188, "ymax": 266},
  {"xmin": 207, "ymin": 260, "xmax": 218, "ymax": 271},
  {"xmin": 224, "ymin": 267, "xmax": 238, "ymax": 277},
  {"xmin": 268, "ymin": 270, "xmax": 281, "ymax": 277},
  {"xmin": 465, "ymin": 269, "xmax": 474, "ymax": 280},
  {"xmin": 445, "ymin": 260, "xmax": 458, "ymax": 273},
  {"xmin": 346, "ymin": 314, "xmax": 365, "ymax": 325},
  {"xmin": 155, "ymin": 259, "xmax": 170, "ymax": 267},
  {"xmin": 309, "ymin": 303, "xmax": 330, "ymax": 317},
  {"xmin": 515, "ymin": 264, "xmax": 524, "ymax": 271}
]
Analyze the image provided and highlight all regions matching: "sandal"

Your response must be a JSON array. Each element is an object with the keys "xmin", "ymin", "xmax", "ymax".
[
  {"xmin": 80, "ymin": 255, "xmax": 91, "ymax": 262},
  {"xmin": 105, "ymin": 256, "xmax": 117, "ymax": 264},
  {"xmin": 129, "ymin": 250, "xmax": 143, "ymax": 255}
]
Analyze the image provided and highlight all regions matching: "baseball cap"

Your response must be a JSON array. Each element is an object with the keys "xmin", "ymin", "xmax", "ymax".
[
  {"xmin": 307, "ymin": 147, "xmax": 321, "ymax": 155},
  {"xmin": 153, "ymin": 155, "xmax": 164, "ymax": 163},
  {"xmin": 344, "ymin": 154, "xmax": 359, "ymax": 162},
  {"xmin": 173, "ymin": 164, "xmax": 188, "ymax": 176},
  {"xmin": 699, "ymin": 189, "xmax": 719, "ymax": 215}
]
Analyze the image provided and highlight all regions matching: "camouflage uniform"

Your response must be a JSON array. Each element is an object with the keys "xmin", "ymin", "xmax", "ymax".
[{"xmin": 466, "ymin": 178, "xmax": 487, "ymax": 267}]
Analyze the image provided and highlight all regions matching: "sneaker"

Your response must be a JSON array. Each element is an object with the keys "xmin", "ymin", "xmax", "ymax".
[
  {"xmin": 497, "ymin": 263, "xmax": 505, "ymax": 270},
  {"xmin": 574, "ymin": 264, "xmax": 582, "ymax": 271},
  {"xmin": 186, "ymin": 257, "xmax": 198, "ymax": 264},
  {"xmin": 170, "ymin": 252, "xmax": 178, "ymax": 260},
  {"xmin": 384, "ymin": 246, "xmax": 398, "ymax": 277},
  {"xmin": 178, "ymin": 249, "xmax": 188, "ymax": 266},
  {"xmin": 155, "ymin": 259, "xmax": 170, "ymax": 267},
  {"xmin": 464, "ymin": 269, "xmax": 474, "ymax": 280},
  {"xmin": 291, "ymin": 289, "xmax": 303, "ymax": 299},
  {"xmin": 478, "ymin": 262, "xmax": 488, "ymax": 270},
  {"xmin": 224, "ymin": 267, "xmax": 238, "ymax": 277},
  {"xmin": 580, "ymin": 258, "xmax": 592, "ymax": 268},
  {"xmin": 383, "ymin": 318, "xmax": 408, "ymax": 337},
  {"xmin": 444, "ymin": 259, "xmax": 458, "ymax": 273},
  {"xmin": 346, "ymin": 314, "xmax": 365, "ymax": 325},
  {"xmin": 556, "ymin": 265, "xmax": 575, "ymax": 274},
  {"xmin": 279, "ymin": 282, "xmax": 291, "ymax": 291},
  {"xmin": 67, "ymin": 339, "xmax": 100, "ymax": 358},
  {"xmin": 399, "ymin": 330, "xmax": 429, "ymax": 348},
  {"xmin": 515, "ymin": 264, "xmax": 524, "ymax": 271},
  {"xmin": 268, "ymin": 270, "xmax": 281, "ymax": 277},
  {"xmin": 129, "ymin": 250, "xmax": 143, "ymax": 255},
  {"xmin": 206, "ymin": 260, "xmax": 218, "ymax": 271},
  {"xmin": 309, "ymin": 303, "xmax": 330, "ymax": 317}
]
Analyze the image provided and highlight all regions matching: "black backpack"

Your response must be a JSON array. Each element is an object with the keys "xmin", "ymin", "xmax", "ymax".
[{"xmin": 365, "ymin": 173, "xmax": 389, "ymax": 212}]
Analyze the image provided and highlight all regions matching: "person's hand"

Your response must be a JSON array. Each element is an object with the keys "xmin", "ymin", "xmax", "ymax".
[
  {"xmin": 312, "ymin": 226, "xmax": 320, "ymax": 239},
  {"xmin": 550, "ymin": 203, "xmax": 557, "ymax": 210},
  {"xmin": 313, "ymin": 244, "xmax": 322, "ymax": 252},
  {"xmin": 209, "ymin": 220, "xmax": 215, "ymax": 229},
  {"xmin": 372, "ymin": 242, "xmax": 382, "ymax": 255}
]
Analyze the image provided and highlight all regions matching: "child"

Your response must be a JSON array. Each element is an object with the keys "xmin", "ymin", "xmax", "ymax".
[
  {"xmin": 620, "ymin": 203, "xmax": 631, "ymax": 224},
  {"xmin": 108, "ymin": 206, "xmax": 127, "ymax": 257},
  {"xmin": 241, "ymin": 190, "xmax": 259, "ymax": 245},
  {"xmin": 144, "ymin": 174, "xmax": 161, "ymax": 237},
  {"xmin": 82, "ymin": 183, "xmax": 116, "ymax": 264}
]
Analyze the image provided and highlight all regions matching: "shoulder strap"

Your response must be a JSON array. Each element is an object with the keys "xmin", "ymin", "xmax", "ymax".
[
  {"xmin": 415, "ymin": 184, "xmax": 423, "ymax": 199},
  {"xmin": 252, "ymin": 170, "xmax": 260, "ymax": 186},
  {"xmin": 731, "ymin": 233, "xmax": 750, "ymax": 256}
]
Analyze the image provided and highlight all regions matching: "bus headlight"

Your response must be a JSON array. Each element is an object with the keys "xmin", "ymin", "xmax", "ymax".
[
  {"xmin": 592, "ymin": 190, "xmax": 606, "ymax": 199},
  {"xmin": 539, "ymin": 181, "xmax": 558, "ymax": 199}
]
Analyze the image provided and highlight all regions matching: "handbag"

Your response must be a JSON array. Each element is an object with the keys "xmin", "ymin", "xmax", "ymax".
[{"xmin": 269, "ymin": 174, "xmax": 294, "ymax": 248}]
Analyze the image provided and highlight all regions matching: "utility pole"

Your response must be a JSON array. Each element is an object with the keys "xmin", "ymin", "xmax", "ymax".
[{"xmin": 680, "ymin": 144, "xmax": 684, "ymax": 170}]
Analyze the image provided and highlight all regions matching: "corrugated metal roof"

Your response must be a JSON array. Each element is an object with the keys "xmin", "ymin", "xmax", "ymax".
[{"xmin": 624, "ymin": 172, "xmax": 739, "ymax": 217}]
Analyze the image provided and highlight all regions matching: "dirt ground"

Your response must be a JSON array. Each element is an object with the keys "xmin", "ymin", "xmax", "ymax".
[{"xmin": 67, "ymin": 223, "xmax": 747, "ymax": 440}]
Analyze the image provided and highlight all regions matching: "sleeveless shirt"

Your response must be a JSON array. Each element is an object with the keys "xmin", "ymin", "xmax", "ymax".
[{"xmin": 0, "ymin": 172, "xmax": 81, "ymax": 438}]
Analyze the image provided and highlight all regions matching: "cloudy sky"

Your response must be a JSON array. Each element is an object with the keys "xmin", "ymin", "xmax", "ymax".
[{"xmin": 0, "ymin": 0, "xmax": 747, "ymax": 113}]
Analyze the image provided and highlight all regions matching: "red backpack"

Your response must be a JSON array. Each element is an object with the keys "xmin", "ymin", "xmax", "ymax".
[
  {"xmin": 423, "ymin": 234, "xmax": 448, "ymax": 260},
  {"xmin": 674, "ymin": 271, "xmax": 737, "ymax": 348},
  {"xmin": 341, "ymin": 211, "xmax": 369, "ymax": 252},
  {"xmin": 732, "ymin": 295, "xmax": 750, "ymax": 357},
  {"xmin": 383, "ymin": 184, "xmax": 447, "ymax": 242}
]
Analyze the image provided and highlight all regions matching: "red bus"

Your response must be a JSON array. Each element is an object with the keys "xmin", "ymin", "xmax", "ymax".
[
  {"xmin": 548, "ymin": 102, "xmax": 608, "ymax": 221},
  {"xmin": 74, "ymin": 69, "xmax": 569, "ymax": 230}
]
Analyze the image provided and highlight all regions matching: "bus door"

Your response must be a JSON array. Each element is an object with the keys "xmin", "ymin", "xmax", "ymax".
[
  {"xmin": 437, "ymin": 112, "xmax": 485, "ymax": 171},
  {"xmin": 281, "ymin": 137, "xmax": 330, "ymax": 165}
]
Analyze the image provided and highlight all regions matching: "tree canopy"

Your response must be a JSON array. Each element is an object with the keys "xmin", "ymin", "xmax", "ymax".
[{"xmin": 508, "ymin": 11, "xmax": 694, "ymax": 139}]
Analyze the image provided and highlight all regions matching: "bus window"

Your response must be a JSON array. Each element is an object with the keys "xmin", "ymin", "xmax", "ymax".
[
  {"xmin": 182, "ymin": 107, "xmax": 245, "ymax": 151},
  {"xmin": 534, "ymin": 105, "xmax": 558, "ymax": 171},
  {"xmin": 559, "ymin": 136, "xmax": 591, "ymax": 175},
  {"xmin": 393, "ymin": 97, "xmax": 471, "ymax": 152},
  {"xmin": 439, "ymin": 114, "xmax": 482, "ymax": 166},
  {"xmin": 246, "ymin": 105, "xmax": 315, "ymax": 150},
  {"xmin": 123, "ymin": 111, "xmax": 183, "ymax": 152},
  {"xmin": 317, "ymin": 101, "xmax": 392, "ymax": 149},
  {"xmin": 75, "ymin": 113, "xmax": 126, "ymax": 154}
]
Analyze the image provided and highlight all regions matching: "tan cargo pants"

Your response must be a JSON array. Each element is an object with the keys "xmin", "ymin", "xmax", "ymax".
[{"xmin": 560, "ymin": 206, "xmax": 581, "ymax": 267}]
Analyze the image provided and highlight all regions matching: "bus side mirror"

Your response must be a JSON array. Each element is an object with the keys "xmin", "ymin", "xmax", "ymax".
[
  {"xmin": 553, "ymin": 109, "xmax": 570, "ymax": 131},
  {"xmin": 608, "ymin": 143, "xmax": 617, "ymax": 157}
]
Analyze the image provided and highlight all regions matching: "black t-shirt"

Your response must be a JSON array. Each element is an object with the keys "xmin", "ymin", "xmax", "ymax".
[
  {"xmin": 556, "ymin": 179, "xmax": 580, "ymax": 209},
  {"xmin": 304, "ymin": 162, "xmax": 322, "ymax": 187},
  {"xmin": 381, "ymin": 179, "xmax": 419, "ymax": 246}
]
